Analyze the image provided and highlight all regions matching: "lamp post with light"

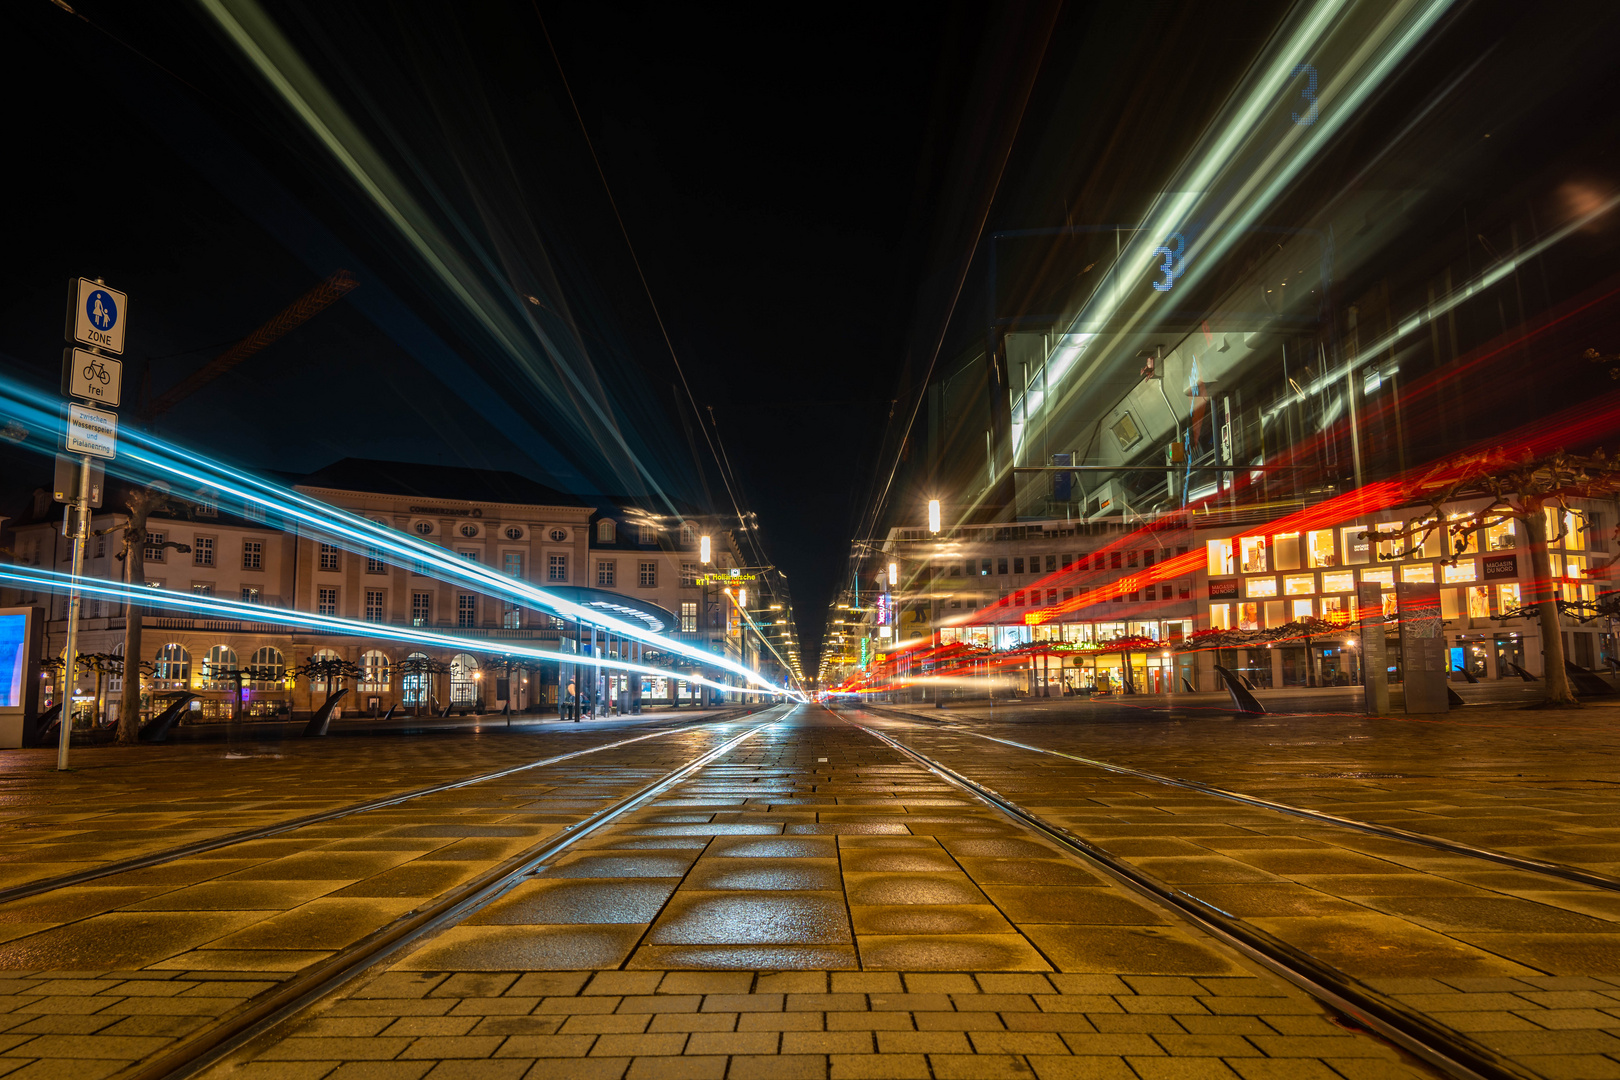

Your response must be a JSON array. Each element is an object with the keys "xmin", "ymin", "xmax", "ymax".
[{"xmin": 700, "ymin": 534, "xmax": 713, "ymax": 708}]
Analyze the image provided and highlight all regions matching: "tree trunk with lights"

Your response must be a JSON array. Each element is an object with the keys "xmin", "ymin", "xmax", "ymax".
[{"xmin": 1525, "ymin": 496, "xmax": 1578, "ymax": 706}]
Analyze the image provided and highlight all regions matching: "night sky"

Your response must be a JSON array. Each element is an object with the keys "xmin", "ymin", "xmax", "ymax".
[{"xmin": 0, "ymin": 1, "xmax": 1018, "ymax": 672}]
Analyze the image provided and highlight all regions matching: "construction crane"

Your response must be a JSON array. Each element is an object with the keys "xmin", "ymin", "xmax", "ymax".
[{"xmin": 143, "ymin": 269, "xmax": 359, "ymax": 419}]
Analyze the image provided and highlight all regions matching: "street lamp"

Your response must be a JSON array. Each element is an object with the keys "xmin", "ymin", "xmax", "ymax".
[
  {"xmin": 888, "ymin": 562, "xmax": 898, "ymax": 587},
  {"xmin": 700, "ymin": 535, "xmax": 712, "ymax": 565},
  {"xmin": 928, "ymin": 499, "xmax": 941, "ymax": 534}
]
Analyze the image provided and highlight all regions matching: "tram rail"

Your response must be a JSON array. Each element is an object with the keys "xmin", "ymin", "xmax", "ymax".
[
  {"xmin": 837, "ymin": 708, "xmax": 1528, "ymax": 1080},
  {"xmin": 0, "ymin": 705, "xmax": 776, "ymax": 907},
  {"xmin": 119, "ymin": 709, "xmax": 789, "ymax": 1080}
]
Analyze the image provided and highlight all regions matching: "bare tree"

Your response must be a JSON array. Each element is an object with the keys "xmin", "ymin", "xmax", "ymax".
[
  {"xmin": 292, "ymin": 655, "xmax": 361, "ymax": 707},
  {"xmin": 1373, "ymin": 449, "xmax": 1620, "ymax": 707}
]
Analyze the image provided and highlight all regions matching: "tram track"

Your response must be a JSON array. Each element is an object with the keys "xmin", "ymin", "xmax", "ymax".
[
  {"xmin": 857, "ymin": 702, "xmax": 1620, "ymax": 895},
  {"xmin": 0, "ymin": 706, "xmax": 775, "ymax": 907},
  {"xmin": 837, "ymin": 708, "xmax": 1525, "ymax": 1080},
  {"xmin": 116, "ymin": 710, "xmax": 788, "ymax": 1080}
]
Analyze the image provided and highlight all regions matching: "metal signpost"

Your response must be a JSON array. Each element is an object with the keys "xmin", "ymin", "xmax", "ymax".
[{"xmin": 56, "ymin": 278, "xmax": 125, "ymax": 770}]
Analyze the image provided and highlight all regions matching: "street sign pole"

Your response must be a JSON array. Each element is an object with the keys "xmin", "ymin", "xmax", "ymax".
[
  {"xmin": 57, "ymin": 277, "xmax": 126, "ymax": 770},
  {"xmin": 57, "ymin": 452, "xmax": 91, "ymax": 771}
]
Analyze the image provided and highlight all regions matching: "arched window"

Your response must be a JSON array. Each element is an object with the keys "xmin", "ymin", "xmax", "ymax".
[
  {"xmin": 108, "ymin": 642, "xmax": 125, "ymax": 693},
  {"xmin": 597, "ymin": 519, "xmax": 615, "ymax": 544},
  {"xmin": 153, "ymin": 644, "xmax": 190, "ymax": 686},
  {"xmin": 359, "ymin": 650, "xmax": 390, "ymax": 692},
  {"xmin": 450, "ymin": 653, "xmax": 480, "ymax": 704},
  {"xmin": 203, "ymin": 645, "xmax": 238, "ymax": 689},
  {"xmin": 402, "ymin": 652, "xmax": 431, "ymax": 705},
  {"xmin": 680, "ymin": 523, "xmax": 696, "ymax": 547},
  {"xmin": 249, "ymin": 646, "xmax": 285, "ymax": 690},
  {"xmin": 308, "ymin": 647, "xmax": 342, "ymax": 692}
]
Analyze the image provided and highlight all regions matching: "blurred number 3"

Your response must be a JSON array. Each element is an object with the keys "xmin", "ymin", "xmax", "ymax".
[
  {"xmin": 1151, "ymin": 232, "xmax": 1185, "ymax": 293},
  {"xmin": 1291, "ymin": 64, "xmax": 1318, "ymax": 125}
]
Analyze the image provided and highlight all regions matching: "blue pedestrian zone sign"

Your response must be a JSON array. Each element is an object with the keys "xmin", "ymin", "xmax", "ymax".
[
  {"xmin": 68, "ymin": 278, "xmax": 128, "ymax": 354},
  {"xmin": 86, "ymin": 290, "xmax": 118, "ymax": 334}
]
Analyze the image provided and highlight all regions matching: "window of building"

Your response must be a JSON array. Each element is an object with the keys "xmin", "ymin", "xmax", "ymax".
[
  {"xmin": 1108, "ymin": 551, "xmax": 1121, "ymax": 570},
  {"xmin": 597, "ymin": 560, "xmax": 616, "ymax": 587},
  {"xmin": 402, "ymin": 652, "xmax": 431, "ymax": 705},
  {"xmin": 458, "ymin": 549, "xmax": 478, "ymax": 563},
  {"xmin": 503, "ymin": 552, "xmax": 522, "ymax": 578},
  {"xmin": 203, "ymin": 645, "xmax": 236, "ymax": 688},
  {"xmin": 1498, "ymin": 582, "xmax": 1521, "ymax": 614},
  {"xmin": 450, "ymin": 653, "xmax": 479, "ymax": 703},
  {"xmin": 460, "ymin": 523, "xmax": 479, "ymax": 538},
  {"xmin": 680, "ymin": 523, "xmax": 697, "ymax": 546},
  {"xmin": 1291, "ymin": 598, "xmax": 1314, "ymax": 619},
  {"xmin": 151, "ymin": 644, "xmax": 188, "ymax": 685},
  {"xmin": 680, "ymin": 601, "xmax": 698, "ymax": 633},
  {"xmin": 638, "ymin": 523, "xmax": 655, "ymax": 545},
  {"xmin": 240, "ymin": 586, "xmax": 261, "ymax": 604},
  {"xmin": 244, "ymin": 500, "xmax": 267, "ymax": 523},
  {"xmin": 1061, "ymin": 554, "xmax": 1072, "ymax": 570},
  {"xmin": 1238, "ymin": 602, "xmax": 1260, "ymax": 630},
  {"xmin": 1361, "ymin": 567, "xmax": 1395, "ymax": 589},
  {"xmin": 1321, "ymin": 595, "xmax": 1346, "ymax": 622},
  {"xmin": 1044, "ymin": 554, "xmax": 1056, "ymax": 572},
  {"xmin": 639, "ymin": 561, "xmax": 657, "ymax": 587},
  {"xmin": 192, "ymin": 583, "xmax": 214, "ymax": 596},
  {"xmin": 997, "ymin": 557, "xmax": 1008, "ymax": 575},
  {"xmin": 1013, "ymin": 557, "xmax": 1025, "ymax": 575},
  {"xmin": 1341, "ymin": 526, "xmax": 1371, "ymax": 564},
  {"xmin": 193, "ymin": 536, "xmax": 215, "ymax": 566},
  {"xmin": 505, "ymin": 525, "xmax": 524, "ymax": 541},
  {"xmin": 548, "ymin": 554, "xmax": 568, "ymax": 582},
  {"xmin": 598, "ymin": 519, "xmax": 616, "ymax": 543},
  {"xmin": 1014, "ymin": 591, "xmax": 1025, "ymax": 607},
  {"xmin": 1484, "ymin": 516, "xmax": 1517, "ymax": 551},
  {"xmin": 366, "ymin": 547, "xmax": 386, "ymax": 574},
  {"xmin": 1284, "ymin": 574, "xmax": 1314, "ymax": 595},
  {"xmin": 412, "ymin": 591, "xmax": 431, "ymax": 626},
  {"xmin": 1442, "ymin": 560, "xmax": 1477, "ymax": 584},
  {"xmin": 359, "ymin": 650, "xmax": 390, "ymax": 692},
  {"xmin": 242, "ymin": 540, "xmax": 263, "ymax": 570},
  {"xmin": 457, "ymin": 594, "xmax": 476, "ymax": 627},
  {"xmin": 1321, "ymin": 571, "xmax": 1355, "ymax": 593},
  {"xmin": 411, "ymin": 559, "xmax": 428, "ymax": 576},
  {"xmin": 307, "ymin": 648, "xmax": 342, "ymax": 692},
  {"xmin": 1272, "ymin": 533, "xmax": 1301, "ymax": 570},
  {"xmin": 1128, "ymin": 550, "xmax": 1140, "ymax": 569},
  {"xmin": 414, "ymin": 521, "xmax": 434, "ymax": 535},
  {"xmin": 680, "ymin": 562, "xmax": 697, "ymax": 586},
  {"xmin": 1076, "ymin": 554, "xmax": 1089, "ymax": 572},
  {"xmin": 1046, "ymin": 588, "xmax": 1057, "ymax": 604},
  {"xmin": 1306, "ymin": 529, "xmax": 1336, "ymax": 567},
  {"xmin": 1246, "ymin": 577, "xmax": 1278, "ymax": 598},
  {"xmin": 107, "ymin": 643, "xmax": 124, "ymax": 693},
  {"xmin": 365, "ymin": 589, "xmax": 385, "ymax": 623},
  {"xmin": 249, "ymin": 646, "xmax": 285, "ymax": 689},
  {"xmin": 1239, "ymin": 536, "xmax": 1267, "ymax": 573},
  {"xmin": 1466, "ymin": 586, "xmax": 1490, "ymax": 619},
  {"xmin": 1209, "ymin": 604, "xmax": 1232, "ymax": 630},
  {"xmin": 1401, "ymin": 564, "xmax": 1435, "ymax": 584},
  {"xmin": 319, "ymin": 543, "xmax": 340, "ymax": 570},
  {"xmin": 981, "ymin": 558, "xmax": 991, "ymax": 576},
  {"xmin": 503, "ymin": 601, "xmax": 522, "ymax": 629},
  {"xmin": 318, "ymin": 587, "xmax": 338, "ymax": 616},
  {"xmin": 193, "ymin": 488, "xmax": 218, "ymax": 516}
]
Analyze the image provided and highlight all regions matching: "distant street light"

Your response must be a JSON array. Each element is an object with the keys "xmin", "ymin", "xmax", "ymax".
[
  {"xmin": 888, "ymin": 562, "xmax": 898, "ymax": 586},
  {"xmin": 928, "ymin": 499, "xmax": 941, "ymax": 534},
  {"xmin": 700, "ymin": 535, "xmax": 712, "ymax": 564}
]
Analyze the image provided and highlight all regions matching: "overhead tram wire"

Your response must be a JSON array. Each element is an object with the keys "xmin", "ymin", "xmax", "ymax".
[
  {"xmin": 532, "ymin": 5, "xmax": 758, "ymax": 545},
  {"xmin": 849, "ymin": 6, "xmax": 1060, "ymax": 562}
]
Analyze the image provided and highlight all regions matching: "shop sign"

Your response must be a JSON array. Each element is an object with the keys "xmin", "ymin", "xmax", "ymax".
[
  {"xmin": 1209, "ymin": 579, "xmax": 1239, "ymax": 600},
  {"xmin": 1482, "ymin": 554, "xmax": 1517, "ymax": 580}
]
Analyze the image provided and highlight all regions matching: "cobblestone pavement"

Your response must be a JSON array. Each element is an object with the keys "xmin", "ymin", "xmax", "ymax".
[
  {"xmin": 0, "ymin": 708, "xmax": 751, "ymax": 893},
  {"xmin": 0, "ymin": 713, "xmax": 774, "ymax": 1078},
  {"xmin": 861, "ymin": 701, "xmax": 1620, "ymax": 1079},
  {"xmin": 202, "ymin": 707, "xmax": 1428, "ymax": 1080}
]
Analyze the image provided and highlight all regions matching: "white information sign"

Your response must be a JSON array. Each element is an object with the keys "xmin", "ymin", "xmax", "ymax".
[
  {"xmin": 63, "ymin": 348, "xmax": 121, "ymax": 408},
  {"xmin": 64, "ymin": 403, "xmax": 118, "ymax": 459},
  {"xmin": 68, "ymin": 278, "xmax": 128, "ymax": 355}
]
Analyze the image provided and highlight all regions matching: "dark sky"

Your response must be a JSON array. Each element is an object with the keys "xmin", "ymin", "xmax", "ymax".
[{"xmin": 0, "ymin": 0, "xmax": 1015, "ymax": 673}]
